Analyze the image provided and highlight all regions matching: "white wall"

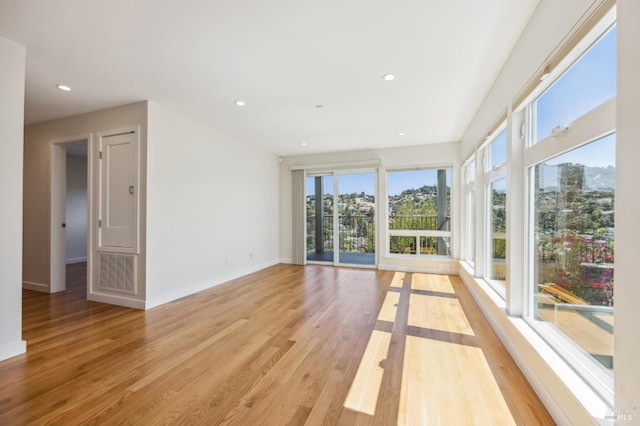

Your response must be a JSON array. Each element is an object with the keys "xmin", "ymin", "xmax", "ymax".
[
  {"xmin": 24, "ymin": 102, "xmax": 148, "ymax": 305},
  {"xmin": 0, "ymin": 36, "xmax": 26, "ymax": 361},
  {"xmin": 279, "ymin": 142, "xmax": 460, "ymax": 273},
  {"xmin": 615, "ymin": 0, "xmax": 640, "ymax": 418},
  {"xmin": 145, "ymin": 102, "xmax": 280, "ymax": 308},
  {"xmin": 460, "ymin": 0, "xmax": 600, "ymax": 158},
  {"xmin": 65, "ymin": 154, "xmax": 88, "ymax": 264}
]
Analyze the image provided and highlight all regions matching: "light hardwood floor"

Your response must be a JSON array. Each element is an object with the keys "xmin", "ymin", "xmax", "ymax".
[{"xmin": 0, "ymin": 263, "xmax": 554, "ymax": 425}]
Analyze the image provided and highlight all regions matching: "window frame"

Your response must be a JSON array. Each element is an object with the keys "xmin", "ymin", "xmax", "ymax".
[
  {"xmin": 386, "ymin": 166, "xmax": 453, "ymax": 258},
  {"xmin": 523, "ymin": 119, "xmax": 616, "ymax": 404},
  {"xmin": 530, "ymin": 25, "xmax": 617, "ymax": 146},
  {"xmin": 519, "ymin": 17, "xmax": 617, "ymax": 405}
]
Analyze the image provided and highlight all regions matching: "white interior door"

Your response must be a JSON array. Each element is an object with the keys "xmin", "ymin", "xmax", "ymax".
[{"xmin": 98, "ymin": 130, "xmax": 139, "ymax": 253}]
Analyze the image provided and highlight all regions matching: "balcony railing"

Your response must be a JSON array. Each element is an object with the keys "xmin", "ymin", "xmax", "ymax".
[
  {"xmin": 307, "ymin": 214, "xmax": 454, "ymax": 256},
  {"xmin": 388, "ymin": 215, "xmax": 447, "ymax": 231},
  {"xmin": 307, "ymin": 214, "xmax": 375, "ymax": 254}
]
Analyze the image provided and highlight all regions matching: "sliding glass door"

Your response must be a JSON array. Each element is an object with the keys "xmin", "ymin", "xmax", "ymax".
[{"xmin": 306, "ymin": 171, "xmax": 376, "ymax": 267}]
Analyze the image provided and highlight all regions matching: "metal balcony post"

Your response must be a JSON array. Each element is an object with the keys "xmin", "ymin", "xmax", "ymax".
[{"xmin": 315, "ymin": 177, "xmax": 324, "ymax": 253}]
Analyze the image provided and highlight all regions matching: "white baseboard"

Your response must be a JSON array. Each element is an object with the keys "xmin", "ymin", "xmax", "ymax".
[
  {"xmin": 457, "ymin": 261, "xmax": 609, "ymax": 425},
  {"xmin": 145, "ymin": 259, "xmax": 280, "ymax": 310},
  {"xmin": 88, "ymin": 292, "xmax": 146, "ymax": 310},
  {"xmin": 378, "ymin": 263, "xmax": 459, "ymax": 275},
  {"xmin": 279, "ymin": 258, "xmax": 293, "ymax": 264},
  {"xmin": 23, "ymin": 281, "xmax": 49, "ymax": 292},
  {"xmin": 0, "ymin": 340, "xmax": 27, "ymax": 361},
  {"xmin": 66, "ymin": 256, "xmax": 87, "ymax": 264}
]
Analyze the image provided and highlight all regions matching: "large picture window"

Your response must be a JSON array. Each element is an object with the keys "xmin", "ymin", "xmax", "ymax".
[
  {"xmin": 524, "ymin": 21, "xmax": 616, "ymax": 401},
  {"xmin": 387, "ymin": 169, "xmax": 451, "ymax": 257}
]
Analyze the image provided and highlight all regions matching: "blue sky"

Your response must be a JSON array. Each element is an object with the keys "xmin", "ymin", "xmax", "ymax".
[
  {"xmin": 491, "ymin": 130, "xmax": 507, "ymax": 168},
  {"xmin": 306, "ymin": 174, "xmax": 375, "ymax": 196},
  {"xmin": 536, "ymin": 25, "xmax": 616, "ymax": 146},
  {"xmin": 544, "ymin": 132, "xmax": 615, "ymax": 168},
  {"xmin": 536, "ymin": 24, "xmax": 616, "ymax": 168},
  {"xmin": 307, "ymin": 170, "xmax": 451, "ymax": 197},
  {"xmin": 338, "ymin": 173, "xmax": 375, "ymax": 195}
]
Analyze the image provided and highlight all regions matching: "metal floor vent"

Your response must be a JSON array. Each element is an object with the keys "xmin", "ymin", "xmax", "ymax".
[{"xmin": 99, "ymin": 253, "xmax": 136, "ymax": 294}]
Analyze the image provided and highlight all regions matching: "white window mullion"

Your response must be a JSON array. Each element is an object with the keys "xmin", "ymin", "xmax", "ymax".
[
  {"xmin": 474, "ymin": 152, "xmax": 486, "ymax": 278},
  {"xmin": 506, "ymin": 107, "xmax": 525, "ymax": 315}
]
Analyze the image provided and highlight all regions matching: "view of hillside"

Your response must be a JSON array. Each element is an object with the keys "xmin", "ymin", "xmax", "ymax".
[
  {"xmin": 306, "ymin": 184, "xmax": 451, "ymax": 256},
  {"xmin": 535, "ymin": 161, "xmax": 615, "ymax": 307},
  {"xmin": 306, "ymin": 184, "xmax": 452, "ymax": 220}
]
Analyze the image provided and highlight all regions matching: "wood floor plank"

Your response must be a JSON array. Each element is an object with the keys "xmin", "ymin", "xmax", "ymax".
[{"xmin": 0, "ymin": 263, "xmax": 554, "ymax": 425}]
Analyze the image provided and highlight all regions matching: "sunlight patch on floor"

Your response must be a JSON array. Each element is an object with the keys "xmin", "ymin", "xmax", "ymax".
[
  {"xmin": 408, "ymin": 294, "xmax": 475, "ymax": 336},
  {"xmin": 411, "ymin": 273, "xmax": 455, "ymax": 294},
  {"xmin": 390, "ymin": 272, "xmax": 405, "ymax": 288},
  {"xmin": 398, "ymin": 336, "xmax": 515, "ymax": 426},
  {"xmin": 378, "ymin": 291, "xmax": 400, "ymax": 323},
  {"xmin": 343, "ymin": 330, "xmax": 392, "ymax": 416}
]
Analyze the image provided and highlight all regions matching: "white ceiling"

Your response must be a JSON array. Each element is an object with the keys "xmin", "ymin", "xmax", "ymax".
[{"xmin": 0, "ymin": 0, "xmax": 538, "ymax": 156}]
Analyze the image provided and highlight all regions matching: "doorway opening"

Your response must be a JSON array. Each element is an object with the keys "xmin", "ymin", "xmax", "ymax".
[{"xmin": 50, "ymin": 136, "xmax": 91, "ymax": 294}]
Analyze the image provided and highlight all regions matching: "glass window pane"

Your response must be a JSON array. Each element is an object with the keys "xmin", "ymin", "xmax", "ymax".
[
  {"xmin": 466, "ymin": 159, "xmax": 476, "ymax": 183},
  {"xmin": 533, "ymin": 134, "xmax": 615, "ymax": 372},
  {"xmin": 387, "ymin": 169, "xmax": 451, "ymax": 232},
  {"xmin": 420, "ymin": 236, "xmax": 451, "ymax": 257},
  {"xmin": 337, "ymin": 173, "xmax": 376, "ymax": 265},
  {"xmin": 489, "ymin": 179, "xmax": 507, "ymax": 284},
  {"xmin": 534, "ymin": 26, "xmax": 616, "ymax": 143},
  {"xmin": 490, "ymin": 130, "xmax": 507, "ymax": 169},
  {"xmin": 306, "ymin": 176, "xmax": 334, "ymax": 263},
  {"xmin": 466, "ymin": 190, "xmax": 475, "ymax": 264},
  {"xmin": 387, "ymin": 168, "xmax": 451, "ymax": 257},
  {"xmin": 390, "ymin": 236, "xmax": 416, "ymax": 255}
]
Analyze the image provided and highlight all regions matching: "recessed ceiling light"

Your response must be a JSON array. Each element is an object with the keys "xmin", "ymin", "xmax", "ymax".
[
  {"xmin": 315, "ymin": 105, "xmax": 324, "ymax": 110},
  {"xmin": 56, "ymin": 84, "xmax": 72, "ymax": 91},
  {"xmin": 234, "ymin": 100, "xmax": 246, "ymax": 106},
  {"xmin": 382, "ymin": 74, "xmax": 396, "ymax": 81},
  {"xmin": 397, "ymin": 132, "xmax": 405, "ymax": 136},
  {"xmin": 301, "ymin": 142, "xmax": 308, "ymax": 146}
]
